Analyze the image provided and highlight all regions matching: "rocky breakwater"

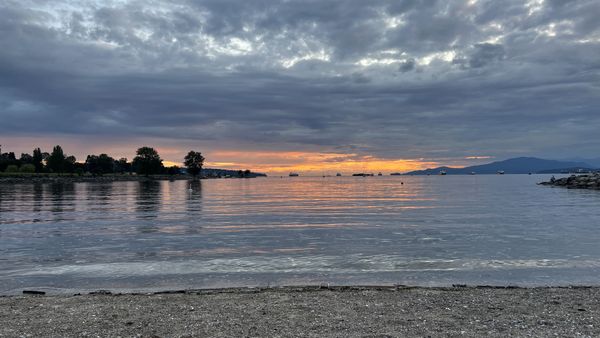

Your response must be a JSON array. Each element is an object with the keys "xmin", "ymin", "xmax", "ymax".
[{"xmin": 539, "ymin": 173, "xmax": 600, "ymax": 190}]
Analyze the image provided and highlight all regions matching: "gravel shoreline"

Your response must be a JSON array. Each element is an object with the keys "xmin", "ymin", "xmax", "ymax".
[{"xmin": 2, "ymin": 286, "xmax": 599, "ymax": 337}]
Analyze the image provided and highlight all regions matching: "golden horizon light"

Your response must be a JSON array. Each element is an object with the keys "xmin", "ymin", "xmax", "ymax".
[
  {"xmin": 203, "ymin": 151, "xmax": 440, "ymax": 175},
  {"xmin": 0, "ymin": 137, "xmax": 493, "ymax": 175}
]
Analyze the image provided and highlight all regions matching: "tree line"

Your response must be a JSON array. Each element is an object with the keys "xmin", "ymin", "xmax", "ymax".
[{"xmin": 0, "ymin": 145, "xmax": 205, "ymax": 177}]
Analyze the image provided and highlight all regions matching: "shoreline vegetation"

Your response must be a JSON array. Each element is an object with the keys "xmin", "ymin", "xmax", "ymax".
[
  {"xmin": 0, "ymin": 171, "xmax": 267, "ymax": 184},
  {"xmin": 2, "ymin": 285, "xmax": 599, "ymax": 337},
  {"xmin": 0, "ymin": 145, "xmax": 266, "ymax": 183}
]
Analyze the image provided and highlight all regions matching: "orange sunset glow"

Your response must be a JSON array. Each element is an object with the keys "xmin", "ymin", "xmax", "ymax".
[
  {"xmin": 2, "ymin": 137, "xmax": 490, "ymax": 175},
  {"xmin": 204, "ymin": 151, "xmax": 440, "ymax": 175}
]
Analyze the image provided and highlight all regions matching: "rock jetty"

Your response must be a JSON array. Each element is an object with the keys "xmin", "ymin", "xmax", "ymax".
[{"xmin": 539, "ymin": 173, "xmax": 600, "ymax": 190}]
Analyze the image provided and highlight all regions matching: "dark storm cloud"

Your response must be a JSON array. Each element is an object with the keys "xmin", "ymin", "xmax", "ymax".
[
  {"xmin": 467, "ymin": 43, "xmax": 505, "ymax": 68},
  {"xmin": 1, "ymin": 0, "xmax": 599, "ymax": 160}
]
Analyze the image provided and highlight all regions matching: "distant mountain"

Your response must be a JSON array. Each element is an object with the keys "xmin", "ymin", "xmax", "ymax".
[
  {"xmin": 404, "ymin": 157, "xmax": 594, "ymax": 175},
  {"xmin": 564, "ymin": 158, "xmax": 600, "ymax": 168},
  {"xmin": 537, "ymin": 167, "xmax": 598, "ymax": 174}
]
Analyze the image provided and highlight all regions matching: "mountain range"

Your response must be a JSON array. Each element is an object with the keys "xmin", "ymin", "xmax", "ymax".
[
  {"xmin": 404, "ymin": 157, "xmax": 596, "ymax": 175},
  {"xmin": 564, "ymin": 158, "xmax": 600, "ymax": 168}
]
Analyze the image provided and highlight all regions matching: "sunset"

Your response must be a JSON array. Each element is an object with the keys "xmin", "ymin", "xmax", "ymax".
[
  {"xmin": 2, "ymin": 0, "xmax": 599, "ymax": 170},
  {"xmin": 2, "ymin": 0, "xmax": 600, "ymax": 336}
]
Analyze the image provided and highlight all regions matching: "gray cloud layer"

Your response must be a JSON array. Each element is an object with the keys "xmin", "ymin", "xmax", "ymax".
[{"xmin": 1, "ymin": 0, "xmax": 599, "ymax": 160}]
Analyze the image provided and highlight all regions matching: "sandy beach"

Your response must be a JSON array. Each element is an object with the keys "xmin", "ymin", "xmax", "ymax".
[{"xmin": 1, "ymin": 286, "xmax": 599, "ymax": 337}]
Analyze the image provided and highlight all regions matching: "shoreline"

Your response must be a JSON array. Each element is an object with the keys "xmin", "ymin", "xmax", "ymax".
[
  {"xmin": 8, "ymin": 283, "xmax": 600, "ymax": 296},
  {"xmin": 2, "ymin": 285, "xmax": 599, "ymax": 337},
  {"xmin": 0, "ymin": 174, "xmax": 189, "ymax": 184},
  {"xmin": 0, "ymin": 174, "xmax": 261, "ymax": 184}
]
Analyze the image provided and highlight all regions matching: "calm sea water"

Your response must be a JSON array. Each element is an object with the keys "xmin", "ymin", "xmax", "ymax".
[{"xmin": 1, "ymin": 175, "xmax": 600, "ymax": 294}]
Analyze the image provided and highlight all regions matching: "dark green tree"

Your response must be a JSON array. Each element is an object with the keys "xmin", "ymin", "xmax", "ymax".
[
  {"xmin": 0, "ymin": 151, "xmax": 17, "ymax": 172},
  {"xmin": 115, "ymin": 158, "xmax": 132, "ymax": 173},
  {"xmin": 19, "ymin": 164, "xmax": 36, "ymax": 173},
  {"xmin": 167, "ymin": 165, "xmax": 181, "ymax": 176},
  {"xmin": 32, "ymin": 148, "xmax": 44, "ymax": 173},
  {"xmin": 85, "ymin": 154, "xmax": 114, "ymax": 175},
  {"xmin": 4, "ymin": 164, "xmax": 18, "ymax": 173},
  {"xmin": 184, "ymin": 150, "xmax": 205, "ymax": 177},
  {"xmin": 46, "ymin": 145, "xmax": 66, "ymax": 173},
  {"xmin": 132, "ymin": 147, "xmax": 163, "ymax": 176},
  {"xmin": 19, "ymin": 153, "xmax": 33, "ymax": 165},
  {"xmin": 64, "ymin": 155, "xmax": 78, "ymax": 173}
]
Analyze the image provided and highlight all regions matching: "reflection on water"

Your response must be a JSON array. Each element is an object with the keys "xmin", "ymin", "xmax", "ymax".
[
  {"xmin": 186, "ymin": 180, "xmax": 203, "ymax": 214},
  {"xmin": 136, "ymin": 181, "xmax": 161, "ymax": 236},
  {"xmin": 1, "ymin": 175, "xmax": 600, "ymax": 293}
]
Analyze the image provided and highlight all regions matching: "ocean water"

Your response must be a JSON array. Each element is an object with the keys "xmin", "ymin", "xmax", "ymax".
[{"xmin": 1, "ymin": 175, "xmax": 600, "ymax": 294}]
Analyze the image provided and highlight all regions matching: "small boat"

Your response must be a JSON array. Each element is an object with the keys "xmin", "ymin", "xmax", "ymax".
[
  {"xmin": 470, "ymin": 172, "xmax": 476, "ymax": 175},
  {"xmin": 439, "ymin": 170, "xmax": 447, "ymax": 175},
  {"xmin": 336, "ymin": 173, "xmax": 342, "ymax": 176},
  {"xmin": 352, "ymin": 173, "xmax": 374, "ymax": 177},
  {"xmin": 497, "ymin": 170, "xmax": 505, "ymax": 175},
  {"xmin": 377, "ymin": 172, "xmax": 383, "ymax": 176},
  {"xmin": 289, "ymin": 172, "xmax": 299, "ymax": 177},
  {"xmin": 390, "ymin": 173, "xmax": 402, "ymax": 176}
]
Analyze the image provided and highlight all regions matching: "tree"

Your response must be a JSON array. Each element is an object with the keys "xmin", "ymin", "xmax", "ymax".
[
  {"xmin": 20, "ymin": 164, "xmax": 36, "ymax": 173},
  {"xmin": 132, "ymin": 147, "xmax": 163, "ymax": 176},
  {"xmin": 85, "ymin": 154, "xmax": 114, "ymax": 175},
  {"xmin": 46, "ymin": 145, "xmax": 66, "ymax": 173},
  {"xmin": 167, "ymin": 165, "xmax": 181, "ymax": 176},
  {"xmin": 32, "ymin": 148, "xmax": 44, "ymax": 173},
  {"xmin": 0, "ymin": 151, "xmax": 17, "ymax": 172},
  {"xmin": 184, "ymin": 150, "xmax": 205, "ymax": 177},
  {"xmin": 115, "ymin": 158, "xmax": 131, "ymax": 174},
  {"xmin": 64, "ymin": 155, "xmax": 77, "ymax": 173},
  {"xmin": 4, "ymin": 164, "xmax": 18, "ymax": 173},
  {"xmin": 20, "ymin": 153, "xmax": 33, "ymax": 165}
]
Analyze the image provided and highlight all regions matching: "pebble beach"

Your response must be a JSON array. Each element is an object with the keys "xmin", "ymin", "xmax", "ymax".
[{"xmin": 2, "ymin": 286, "xmax": 599, "ymax": 337}]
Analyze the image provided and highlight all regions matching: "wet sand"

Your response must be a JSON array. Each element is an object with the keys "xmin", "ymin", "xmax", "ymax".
[{"xmin": 1, "ymin": 286, "xmax": 599, "ymax": 337}]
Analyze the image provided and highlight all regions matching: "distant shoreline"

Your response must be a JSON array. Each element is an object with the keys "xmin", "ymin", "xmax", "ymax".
[{"xmin": 0, "ymin": 174, "xmax": 260, "ymax": 184}]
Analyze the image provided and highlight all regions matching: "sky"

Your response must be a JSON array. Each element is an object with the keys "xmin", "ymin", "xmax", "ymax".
[{"xmin": 1, "ymin": 0, "xmax": 599, "ymax": 174}]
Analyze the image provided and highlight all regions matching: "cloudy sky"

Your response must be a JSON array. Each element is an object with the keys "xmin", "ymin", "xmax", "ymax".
[{"xmin": 1, "ymin": 0, "xmax": 599, "ymax": 173}]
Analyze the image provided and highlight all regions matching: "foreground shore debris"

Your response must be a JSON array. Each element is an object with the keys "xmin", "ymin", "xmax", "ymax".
[{"xmin": 2, "ymin": 285, "xmax": 600, "ymax": 337}]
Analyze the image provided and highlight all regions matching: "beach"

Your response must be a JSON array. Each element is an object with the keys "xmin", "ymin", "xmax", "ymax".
[{"xmin": 2, "ymin": 286, "xmax": 599, "ymax": 337}]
